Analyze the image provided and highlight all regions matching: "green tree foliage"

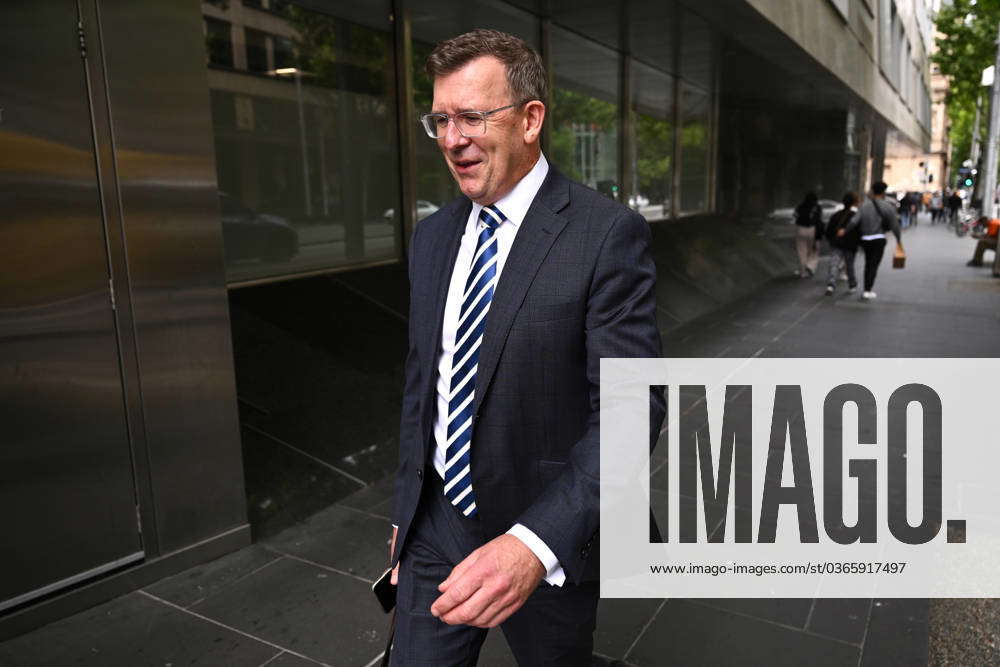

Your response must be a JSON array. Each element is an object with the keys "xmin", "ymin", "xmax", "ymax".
[
  {"xmin": 636, "ymin": 113, "xmax": 672, "ymax": 204},
  {"xmin": 933, "ymin": 0, "xmax": 1000, "ymax": 182}
]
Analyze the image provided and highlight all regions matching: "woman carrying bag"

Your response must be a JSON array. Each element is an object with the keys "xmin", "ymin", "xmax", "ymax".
[{"xmin": 793, "ymin": 192, "xmax": 823, "ymax": 278}]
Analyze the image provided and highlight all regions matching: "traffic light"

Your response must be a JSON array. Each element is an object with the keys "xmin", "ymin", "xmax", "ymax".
[{"xmin": 958, "ymin": 165, "xmax": 974, "ymax": 188}]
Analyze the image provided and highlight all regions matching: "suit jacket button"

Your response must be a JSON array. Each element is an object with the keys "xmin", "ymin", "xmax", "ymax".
[{"xmin": 416, "ymin": 469, "xmax": 423, "ymax": 480}]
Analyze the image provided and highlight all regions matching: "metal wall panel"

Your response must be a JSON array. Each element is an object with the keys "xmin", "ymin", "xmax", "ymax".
[
  {"xmin": 0, "ymin": 0, "xmax": 142, "ymax": 610},
  {"xmin": 96, "ymin": 0, "xmax": 247, "ymax": 552}
]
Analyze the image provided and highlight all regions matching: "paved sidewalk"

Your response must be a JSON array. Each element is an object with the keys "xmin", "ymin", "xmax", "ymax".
[{"xmin": 1, "ymin": 216, "xmax": 997, "ymax": 666}]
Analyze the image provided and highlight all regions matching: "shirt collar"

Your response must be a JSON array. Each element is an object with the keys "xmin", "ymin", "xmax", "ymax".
[{"xmin": 471, "ymin": 152, "xmax": 549, "ymax": 229}]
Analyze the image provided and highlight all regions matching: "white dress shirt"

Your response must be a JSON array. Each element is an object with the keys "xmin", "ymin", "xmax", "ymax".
[{"xmin": 431, "ymin": 152, "xmax": 566, "ymax": 587}]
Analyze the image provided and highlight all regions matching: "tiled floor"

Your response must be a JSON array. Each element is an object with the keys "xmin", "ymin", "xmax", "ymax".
[{"xmin": 2, "ymin": 216, "xmax": 996, "ymax": 666}]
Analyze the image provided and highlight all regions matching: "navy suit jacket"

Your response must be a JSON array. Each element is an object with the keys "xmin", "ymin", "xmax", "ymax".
[{"xmin": 391, "ymin": 166, "xmax": 665, "ymax": 584}]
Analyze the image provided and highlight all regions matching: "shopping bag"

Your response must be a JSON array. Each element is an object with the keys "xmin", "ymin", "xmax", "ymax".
[{"xmin": 892, "ymin": 242, "xmax": 906, "ymax": 269}]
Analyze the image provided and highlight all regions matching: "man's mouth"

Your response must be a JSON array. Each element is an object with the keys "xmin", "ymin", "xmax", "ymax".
[{"xmin": 453, "ymin": 158, "xmax": 481, "ymax": 174}]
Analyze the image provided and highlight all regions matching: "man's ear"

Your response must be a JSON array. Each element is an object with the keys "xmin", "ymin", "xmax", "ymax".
[{"xmin": 522, "ymin": 100, "xmax": 546, "ymax": 145}]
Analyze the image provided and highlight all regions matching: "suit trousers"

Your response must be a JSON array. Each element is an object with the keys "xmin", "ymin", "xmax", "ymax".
[{"xmin": 391, "ymin": 473, "xmax": 599, "ymax": 666}]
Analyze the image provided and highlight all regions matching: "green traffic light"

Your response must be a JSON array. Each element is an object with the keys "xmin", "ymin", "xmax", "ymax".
[{"xmin": 965, "ymin": 178, "xmax": 973, "ymax": 186}]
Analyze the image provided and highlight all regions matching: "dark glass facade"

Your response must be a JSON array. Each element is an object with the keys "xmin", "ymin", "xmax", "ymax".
[{"xmin": 201, "ymin": 0, "xmax": 720, "ymax": 286}]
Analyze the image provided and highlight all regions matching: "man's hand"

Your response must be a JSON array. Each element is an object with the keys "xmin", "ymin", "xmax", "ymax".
[
  {"xmin": 389, "ymin": 526, "xmax": 399, "ymax": 585},
  {"xmin": 836, "ymin": 228, "xmax": 846, "ymax": 237},
  {"xmin": 430, "ymin": 534, "xmax": 545, "ymax": 628}
]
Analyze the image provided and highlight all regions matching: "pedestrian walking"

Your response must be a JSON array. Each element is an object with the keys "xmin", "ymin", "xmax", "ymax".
[
  {"xmin": 898, "ymin": 192, "xmax": 912, "ymax": 229},
  {"xmin": 947, "ymin": 190, "xmax": 962, "ymax": 225},
  {"xmin": 793, "ymin": 192, "xmax": 822, "ymax": 278},
  {"xmin": 930, "ymin": 191, "xmax": 943, "ymax": 224},
  {"xmin": 839, "ymin": 181, "xmax": 902, "ymax": 300},
  {"xmin": 824, "ymin": 192, "xmax": 860, "ymax": 295}
]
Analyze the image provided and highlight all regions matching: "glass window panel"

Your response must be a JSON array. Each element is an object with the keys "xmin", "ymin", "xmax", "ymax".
[
  {"xmin": 245, "ymin": 28, "xmax": 269, "ymax": 73},
  {"xmin": 205, "ymin": 17, "xmax": 233, "ymax": 68},
  {"xmin": 550, "ymin": 26, "xmax": 620, "ymax": 200},
  {"xmin": 631, "ymin": 61, "xmax": 673, "ymax": 221},
  {"xmin": 409, "ymin": 0, "xmax": 539, "ymax": 211},
  {"xmin": 630, "ymin": 1, "xmax": 676, "ymax": 76},
  {"xmin": 204, "ymin": 0, "xmax": 401, "ymax": 284},
  {"xmin": 679, "ymin": 9, "xmax": 713, "ymax": 90},
  {"xmin": 274, "ymin": 36, "xmax": 294, "ymax": 70},
  {"xmin": 679, "ymin": 82, "xmax": 711, "ymax": 214},
  {"xmin": 550, "ymin": 0, "xmax": 620, "ymax": 52}
]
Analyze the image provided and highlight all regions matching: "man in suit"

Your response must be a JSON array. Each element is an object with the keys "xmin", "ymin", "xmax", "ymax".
[{"xmin": 388, "ymin": 29, "xmax": 664, "ymax": 665}]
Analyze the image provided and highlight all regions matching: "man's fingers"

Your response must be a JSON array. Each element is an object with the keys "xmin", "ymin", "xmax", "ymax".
[
  {"xmin": 439, "ymin": 549, "xmax": 480, "ymax": 592},
  {"xmin": 431, "ymin": 571, "xmax": 482, "ymax": 617},
  {"xmin": 390, "ymin": 562, "xmax": 399, "ymax": 586},
  {"xmin": 438, "ymin": 583, "xmax": 503, "ymax": 626}
]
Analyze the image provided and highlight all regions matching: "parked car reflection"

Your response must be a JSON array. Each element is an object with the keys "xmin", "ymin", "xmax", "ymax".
[
  {"xmin": 767, "ymin": 198, "xmax": 840, "ymax": 223},
  {"xmin": 383, "ymin": 200, "xmax": 440, "ymax": 222},
  {"xmin": 219, "ymin": 192, "xmax": 299, "ymax": 263}
]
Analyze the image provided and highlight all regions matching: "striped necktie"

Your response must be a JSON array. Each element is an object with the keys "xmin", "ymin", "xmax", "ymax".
[{"xmin": 443, "ymin": 204, "xmax": 506, "ymax": 517}]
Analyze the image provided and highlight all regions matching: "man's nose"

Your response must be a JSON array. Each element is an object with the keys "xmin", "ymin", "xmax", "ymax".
[{"xmin": 442, "ymin": 118, "xmax": 470, "ymax": 151}]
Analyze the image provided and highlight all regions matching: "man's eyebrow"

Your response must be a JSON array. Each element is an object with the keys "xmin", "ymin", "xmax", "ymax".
[{"xmin": 429, "ymin": 106, "xmax": 482, "ymax": 114}]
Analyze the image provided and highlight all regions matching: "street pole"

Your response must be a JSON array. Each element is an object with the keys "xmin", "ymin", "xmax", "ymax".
[
  {"xmin": 972, "ymin": 94, "xmax": 982, "ymax": 167},
  {"xmin": 983, "ymin": 23, "xmax": 1000, "ymax": 222},
  {"xmin": 989, "ymin": 23, "xmax": 1000, "ymax": 276}
]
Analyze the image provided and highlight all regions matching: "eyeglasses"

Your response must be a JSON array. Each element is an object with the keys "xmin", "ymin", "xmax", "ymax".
[{"xmin": 419, "ymin": 101, "xmax": 528, "ymax": 139}]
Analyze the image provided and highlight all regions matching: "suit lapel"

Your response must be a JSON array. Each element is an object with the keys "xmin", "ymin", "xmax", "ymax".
[{"xmin": 472, "ymin": 169, "xmax": 570, "ymax": 417}]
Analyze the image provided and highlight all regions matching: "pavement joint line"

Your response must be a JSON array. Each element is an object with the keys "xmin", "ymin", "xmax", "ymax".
[
  {"xmin": 649, "ymin": 455, "xmax": 669, "ymax": 478},
  {"xmin": 257, "ymin": 649, "xmax": 287, "ymax": 667},
  {"xmin": 594, "ymin": 649, "xmax": 638, "ymax": 666},
  {"xmin": 243, "ymin": 422, "xmax": 368, "ymax": 488},
  {"xmin": 361, "ymin": 650, "xmax": 386, "ymax": 667},
  {"xmin": 136, "ymin": 590, "xmax": 331, "ymax": 666},
  {"xmin": 328, "ymin": 276, "xmax": 408, "ymax": 323},
  {"xmin": 769, "ymin": 297, "xmax": 825, "ymax": 344},
  {"xmin": 803, "ymin": 596, "xmax": 818, "ymax": 631},
  {"xmin": 685, "ymin": 598, "xmax": 864, "ymax": 650},
  {"xmin": 336, "ymin": 502, "xmax": 393, "ymax": 523},
  {"xmin": 855, "ymin": 598, "xmax": 877, "ymax": 667},
  {"xmin": 656, "ymin": 304, "xmax": 681, "ymax": 322},
  {"xmin": 187, "ymin": 555, "xmax": 286, "ymax": 610},
  {"xmin": 261, "ymin": 548, "xmax": 376, "ymax": 585},
  {"xmin": 623, "ymin": 598, "xmax": 668, "ymax": 661}
]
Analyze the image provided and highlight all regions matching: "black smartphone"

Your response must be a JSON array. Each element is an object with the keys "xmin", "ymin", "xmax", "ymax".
[{"xmin": 372, "ymin": 567, "xmax": 397, "ymax": 613}]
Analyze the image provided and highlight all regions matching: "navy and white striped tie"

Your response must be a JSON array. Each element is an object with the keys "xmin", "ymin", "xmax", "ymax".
[{"xmin": 443, "ymin": 204, "xmax": 506, "ymax": 517}]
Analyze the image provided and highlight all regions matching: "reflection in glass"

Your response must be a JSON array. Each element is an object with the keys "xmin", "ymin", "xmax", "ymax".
[
  {"xmin": 204, "ymin": 16, "xmax": 233, "ymax": 68},
  {"xmin": 679, "ymin": 82, "xmax": 711, "ymax": 214},
  {"xmin": 203, "ymin": 1, "xmax": 400, "ymax": 284},
  {"xmin": 245, "ymin": 28, "xmax": 269, "ymax": 73},
  {"xmin": 631, "ymin": 61, "xmax": 673, "ymax": 221},
  {"xmin": 409, "ymin": 0, "xmax": 539, "ymax": 211},
  {"xmin": 680, "ymin": 9, "xmax": 714, "ymax": 91},
  {"xmin": 551, "ymin": 27, "xmax": 619, "ymax": 200}
]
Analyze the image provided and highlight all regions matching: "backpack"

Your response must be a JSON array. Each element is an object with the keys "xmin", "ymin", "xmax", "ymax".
[{"xmin": 825, "ymin": 208, "xmax": 852, "ymax": 243}]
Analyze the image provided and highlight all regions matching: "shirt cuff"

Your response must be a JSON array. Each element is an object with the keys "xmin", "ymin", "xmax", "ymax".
[{"xmin": 506, "ymin": 523, "xmax": 566, "ymax": 587}]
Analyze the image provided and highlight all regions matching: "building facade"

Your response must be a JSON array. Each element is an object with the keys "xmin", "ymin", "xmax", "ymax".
[{"xmin": 0, "ymin": 0, "xmax": 932, "ymax": 636}]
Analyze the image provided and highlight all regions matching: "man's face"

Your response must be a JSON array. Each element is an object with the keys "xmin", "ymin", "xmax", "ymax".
[{"xmin": 431, "ymin": 56, "xmax": 532, "ymax": 204}]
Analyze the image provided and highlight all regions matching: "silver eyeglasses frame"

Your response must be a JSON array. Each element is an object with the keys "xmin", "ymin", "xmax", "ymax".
[{"xmin": 419, "ymin": 100, "xmax": 530, "ymax": 139}]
